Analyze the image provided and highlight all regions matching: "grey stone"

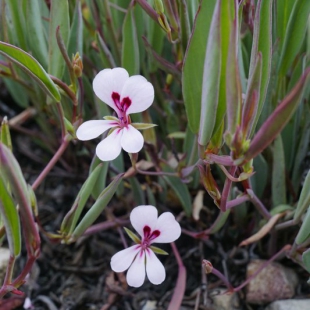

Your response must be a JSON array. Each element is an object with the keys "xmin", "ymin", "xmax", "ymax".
[
  {"xmin": 246, "ymin": 259, "xmax": 298, "ymax": 304},
  {"xmin": 210, "ymin": 288, "xmax": 241, "ymax": 310},
  {"xmin": 265, "ymin": 299, "xmax": 310, "ymax": 310}
]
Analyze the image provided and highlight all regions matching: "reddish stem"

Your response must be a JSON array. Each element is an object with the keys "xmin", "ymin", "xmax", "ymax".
[{"xmin": 32, "ymin": 137, "xmax": 70, "ymax": 190}]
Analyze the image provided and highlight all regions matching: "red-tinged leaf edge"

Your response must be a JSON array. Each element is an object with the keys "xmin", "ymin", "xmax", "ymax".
[{"xmin": 243, "ymin": 68, "xmax": 310, "ymax": 162}]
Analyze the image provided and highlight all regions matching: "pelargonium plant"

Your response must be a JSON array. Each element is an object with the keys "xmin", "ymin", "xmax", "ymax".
[
  {"xmin": 111, "ymin": 205, "xmax": 181, "ymax": 287},
  {"xmin": 76, "ymin": 68, "xmax": 155, "ymax": 161},
  {"xmin": 1, "ymin": 0, "xmax": 310, "ymax": 308}
]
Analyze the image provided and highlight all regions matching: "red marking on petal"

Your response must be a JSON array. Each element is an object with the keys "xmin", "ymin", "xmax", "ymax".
[
  {"xmin": 112, "ymin": 92, "xmax": 122, "ymax": 111},
  {"xmin": 121, "ymin": 97, "xmax": 131, "ymax": 112},
  {"xmin": 150, "ymin": 230, "xmax": 160, "ymax": 241},
  {"xmin": 143, "ymin": 226, "xmax": 151, "ymax": 238}
]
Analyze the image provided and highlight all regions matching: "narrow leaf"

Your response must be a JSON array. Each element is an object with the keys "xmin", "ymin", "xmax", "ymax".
[
  {"xmin": 26, "ymin": 0, "xmax": 48, "ymax": 68},
  {"xmin": 243, "ymin": 68, "xmax": 310, "ymax": 162},
  {"xmin": 163, "ymin": 173, "xmax": 192, "ymax": 216},
  {"xmin": 48, "ymin": 0, "xmax": 70, "ymax": 79},
  {"xmin": 248, "ymin": 0, "xmax": 273, "ymax": 136},
  {"xmin": 61, "ymin": 163, "xmax": 104, "ymax": 235},
  {"xmin": 122, "ymin": 4, "xmax": 140, "ymax": 75},
  {"xmin": 198, "ymin": 0, "xmax": 221, "ymax": 146},
  {"xmin": 0, "ymin": 42, "xmax": 60, "ymax": 101},
  {"xmin": 71, "ymin": 174, "xmax": 124, "ymax": 241},
  {"xmin": 271, "ymin": 135, "xmax": 286, "ymax": 206},
  {"xmin": 182, "ymin": 0, "xmax": 217, "ymax": 134},
  {"xmin": 294, "ymin": 170, "xmax": 310, "ymax": 222},
  {"xmin": 278, "ymin": 0, "xmax": 310, "ymax": 75},
  {"xmin": 0, "ymin": 177, "xmax": 21, "ymax": 256},
  {"xmin": 295, "ymin": 207, "xmax": 310, "ymax": 245}
]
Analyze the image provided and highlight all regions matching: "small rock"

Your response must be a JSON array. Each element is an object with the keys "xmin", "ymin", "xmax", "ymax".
[
  {"xmin": 0, "ymin": 247, "xmax": 10, "ymax": 282},
  {"xmin": 246, "ymin": 259, "xmax": 298, "ymax": 305},
  {"xmin": 141, "ymin": 300, "xmax": 157, "ymax": 310},
  {"xmin": 211, "ymin": 288, "xmax": 241, "ymax": 310},
  {"xmin": 265, "ymin": 299, "xmax": 310, "ymax": 310}
]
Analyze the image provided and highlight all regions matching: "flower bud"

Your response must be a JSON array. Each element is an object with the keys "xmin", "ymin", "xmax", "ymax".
[
  {"xmin": 72, "ymin": 53, "xmax": 83, "ymax": 77},
  {"xmin": 154, "ymin": 0, "xmax": 164, "ymax": 14}
]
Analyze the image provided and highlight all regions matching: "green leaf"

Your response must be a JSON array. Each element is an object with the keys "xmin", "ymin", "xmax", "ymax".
[
  {"xmin": 61, "ymin": 163, "xmax": 104, "ymax": 235},
  {"xmin": 0, "ymin": 117, "xmax": 12, "ymax": 151},
  {"xmin": 251, "ymin": 154, "xmax": 268, "ymax": 198},
  {"xmin": 209, "ymin": 210, "xmax": 231, "ymax": 234},
  {"xmin": 278, "ymin": 0, "xmax": 310, "ymax": 75},
  {"xmin": 26, "ymin": 0, "xmax": 48, "ymax": 68},
  {"xmin": 214, "ymin": 0, "xmax": 236, "ymax": 138},
  {"xmin": 6, "ymin": 0, "xmax": 27, "ymax": 49},
  {"xmin": 270, "ymin": 204, "xmax": 293, "ymax": 216},
  {"xmin": 131, "ymin": 123, "xmax": 157, "ymax": 130},
  {"xmin": 150, "ymin": 245, "xmax": 168, "ymax": 255},
  {"xmin": 271, "ymin": 135, "xmax": 286, "ymax": 207},
  {"xmin": 162, "ymin": 167, "xmax": 191, "ymax": 216},
  {"xmin": 129, "ymin": 178, "xmax": 145, "ymax": 205},
  {"xmin": 89, "ymin": 155, "xmax": 109, "ymax": 200},
  {"xmin": 276, "ymin": 0, "xmax": 295, "ymax": 49},
  {"xmin": 291, "ymin": 105, "xmax": 310, "ymax": 190},
  {"xmin": 167, "ymin": 132, "xmax": 186, "ymax": 139},
  {"xmin": 295, "ymin": 207, "xmax": 310, "ymax": 245},
  {"xmin": 0, "ymin": 177, "xmax": 21, "ymax": 257},
  {"xmin": 243, "ymin": 68, "xmax": 310, "ymax": 162},
  {"xmin": 294, "ymin": 170, "xmax": 310, "ymax": 222},
  {"xmin": 0, "ymin": 42, "xmax": 60, "ymax": 101},
  {"xmin": 241, "ymin": 53, "xmax": 262, "ymax": 136},
  {"xmin": 124, "ymin": 227, "xmax": 140, "ymax": 244},
  {"xmin": 67, "ymin": 0, "xmax": 83, "ymax": 57},
  {"xmin": 122, "ymin": 4, "xmax": 140, "ymax": 75},
  {"xmin": 182, "ymin": 0, "xmax": 217, "ymax": 134},
  {"xmin": 0, "ymin": 143, "xmax": 39, "ymax": 251},
  {"xmin": 248, "ymin": 0, "xmax": 273, "ymax": 136},
  {"xmin": 70, "ymin": 173, "xmax": 124, "ymax": 241},
  {"xmin": 226, "ymin": 11, "xmax": 242, "ymax": 134},
  {"xmin": 48, "ymin": 0, "xmax": 70, "ymax": 79},
  {"xmin": 302, "ymin": 248, "xmax": 310, "ymax": 273},
  {"xmin": 198, "ymin": 0, "xmax": 221, "ymax": 146}
]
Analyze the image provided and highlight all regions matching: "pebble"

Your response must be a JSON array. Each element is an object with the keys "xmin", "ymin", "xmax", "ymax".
[
  {"xmin": 265, "ymin": 299, "xmax": 310, "ymax": 310},
  {"xmin": 246, "ymin": 259, "xmax": 298, "ymax": 304},
  {"xmin": 210, "ymin": 288, "xmax": 240, "ymax": 310}
]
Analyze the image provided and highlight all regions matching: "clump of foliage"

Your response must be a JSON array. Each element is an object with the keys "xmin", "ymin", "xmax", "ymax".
[{"xmin": 0, "ymin": 0, "xmax": 310, "ymax": 308}]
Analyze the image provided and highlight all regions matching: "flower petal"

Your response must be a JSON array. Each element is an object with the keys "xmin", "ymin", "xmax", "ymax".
[
  {"xmin": 151, "ymin": 212, "xmax": 181, "ymax": 243},
  {"xmin": 126, "ymin": 250, "xmax": 146, "ymax": 287},
  {"xmin": 76, "ymin": 120, "xmax": 118, "ymax": 141},
  {"xmin": 121, "ymin": 75, "xmax": 154, "ymax": 115},
  {"xmin": 93, "ymin": 68, "xmax": 129, "ymax": 114},
  {"xmin": 121, "ymin": 125, "xmax": 144, "ymax": 154},
  {"xmin": 130, "ymin": 205, "xmax": 158, "ymax": 238},
  {"xmin": 146, "ymin": 249, "xmax": 166, "ymax": 285},
  {"xmin": 96, "ymin": 128, "xmax": 123, "ymax": 161},
  {"xmin": 110, "ymin": 245, "xmax": 140, "ymax": 272}
]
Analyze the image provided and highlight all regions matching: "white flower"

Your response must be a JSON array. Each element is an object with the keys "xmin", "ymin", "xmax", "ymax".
[
  {"xmin": 76, "ymin": 68, "xmax": 154, "ymax": 161},
  {"xmin": 110, "ymin": 205, "xmax": 181, "ymax": 287}
]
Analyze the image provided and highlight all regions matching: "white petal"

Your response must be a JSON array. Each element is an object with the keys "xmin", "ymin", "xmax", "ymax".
[
  {"xmin": 96, "ymin": 128, "xmax": 123, "ymax": 161},
  {"xmin": 110, "ymin": 245, "xmax": 140, "ymax": 272},
  {"xmin": 151, "ymin": 212, "xmax": 181, "ymax": 243},
  {"xmin": 146, "ymin": 249, "xmax": 166, "ymax": 285},
  {"xmin": 76, "ymin": 120, "xmax": 118, "ymax": 141},
  {"xmin": 93, "ymin": 68, "xmax": 129, "ymax": 114},
  {"xmin": 121, "ymin": 75, "xmax": 154, "ymax": 115},
  {"xmin": 130, "ymin": 205, "xmax": 158, "ymax": 238},
  {"xmin": 126, "ymin": 250, "xmax": 146, "ymax": 287},
  {"xmin": 121, "ymin": 125, "xmax": 144, "ymax": 154}
]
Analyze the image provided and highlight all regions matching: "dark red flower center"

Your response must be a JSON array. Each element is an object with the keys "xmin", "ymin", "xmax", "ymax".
[
  {"xmin": 112, "ymin": 92, "xmax": 131, "ymax": 113},
  {"xmin": 142, "ymin": 225, "xmax": 160, "ymax": 247}
]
